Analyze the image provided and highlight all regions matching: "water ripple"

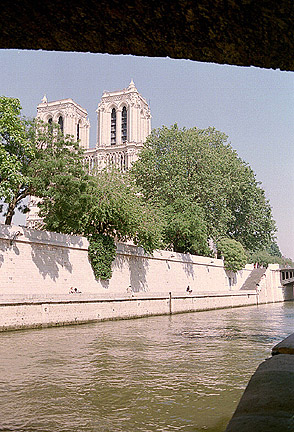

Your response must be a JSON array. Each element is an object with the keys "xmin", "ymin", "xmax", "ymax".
[{"xmin": 0, "ymin": 302, "xmax": 293, "ymax": 432}]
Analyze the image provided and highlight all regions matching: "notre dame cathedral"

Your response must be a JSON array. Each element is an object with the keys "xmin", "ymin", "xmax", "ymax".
[{"xmin": 26, "ymin": 80, "xmax": 151, "ymax": 229}]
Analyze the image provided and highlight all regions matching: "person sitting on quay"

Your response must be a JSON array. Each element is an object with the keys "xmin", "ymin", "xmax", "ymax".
[{"xmin": 69, "ymin": 287, "xmax": 82, "ymax": 294}]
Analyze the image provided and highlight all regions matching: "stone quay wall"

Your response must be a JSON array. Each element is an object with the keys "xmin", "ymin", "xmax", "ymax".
[
  {"xmin": 0, "ymin": 224, "xmax": 292, "ymax": 331},
  {"xmin": 225, "ymin": 333, "xmax": 294, "ymax": 432}
]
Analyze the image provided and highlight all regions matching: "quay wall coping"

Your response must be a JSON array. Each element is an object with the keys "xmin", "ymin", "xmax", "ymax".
[
  {"xmin": 226, "ymin": 333, "xmax": 294, "ymax": 432},
  {"xmin": 0, "ymin": 223, "xmax": 254, "ymax": 269},
  {"xmin": 0, "ymin": 290, "xmax": 258, "ymax": 305},
  {"xmin": 0, "ymin": 223, "xmax": 89, "ymax": 250},
  {"xmin": 272, "ymin": 333, "xmax": 294, "ymax": 355}
]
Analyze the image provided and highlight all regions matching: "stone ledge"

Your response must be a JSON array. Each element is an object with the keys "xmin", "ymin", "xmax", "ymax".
[
  {"xmin": 226, "ymin": 415, "xmax": 294, "ymax": 432},
  {"xmin": 272, "ymin": 333, "xmax": 294, "ymax": 355},
  {"xmin": 0, "ymin": 223, "xmax": 88, "ymax": 250},
  {"xmin": 226, "ymin": 352, "xmax": 294, "ymax": 431},
  {"xmin": 0, "ymin": 290, "xmax": 258, "ymax": 305}
]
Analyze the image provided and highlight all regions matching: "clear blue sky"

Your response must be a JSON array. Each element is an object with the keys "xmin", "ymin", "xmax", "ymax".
[{"xmin": 1, "ymin": 49, "xmax": 293, "ymax": 258}]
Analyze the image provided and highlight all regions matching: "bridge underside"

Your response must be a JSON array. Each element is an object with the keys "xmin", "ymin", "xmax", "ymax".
[
  {"xmin": 281, "ymin": 279, "xmax": 294, "ymax": 286},
  {"xmin": 280, "ymin": 269, "xmax": 294, "ymax": 286},
  {"xmin": 1, "ymin": 0, "xmax": 294, "ymax": 71}
]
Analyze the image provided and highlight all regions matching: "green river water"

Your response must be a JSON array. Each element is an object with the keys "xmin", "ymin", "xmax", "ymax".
[{"xmin": 0, "ymin": 302, "xmax": 293, "ymax": 432}]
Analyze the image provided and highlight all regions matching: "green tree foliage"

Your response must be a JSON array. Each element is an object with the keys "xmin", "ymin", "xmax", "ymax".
[
  {"xmin": 247, "ymin": 247, "xmax": 294, "ymax": 268},
  {"xmin": 246, "ymin": 241, "xmax": 294, "ymax": 269},
  {"xmin": 163, "ymin": 196, "xmax": 211, "ymax": 255},
  {"xmin": 131, "ymin": 125, "xmax": 276, "ymax": 253},
  {"xmin": 267, "ymin": 241, "xmax": 282, "ymax": 257},
  {"xmin": 41, "ymin": 170, "xmax": 162, "ymax": 279},
  {"xmin": 0, "ymin": 97, "xmax": 35, "ymax": 223},
  {"xmin": 0, "ymin": 96, "xmax": 86, "ymax": 225},
  {"xmin": 31, "ymin": 123, "xmax": 89, "ymax": 233},
  {"xmin": 42, "ymin": 169, "xmax": 162, "ymax": 252},
  {"xmin": 88, "ymin": 234, "xmax": 117, "ymax": 280},
  {"xmin": 217, "ymin": 238, "xmax": 247, "ymax": 272}
]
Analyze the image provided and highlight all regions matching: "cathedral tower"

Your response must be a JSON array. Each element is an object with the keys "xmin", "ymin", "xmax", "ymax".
[
  {"xmin": 84, "ymin": 80, "xmax": 151, "ymax": 172},
  {"xmin": 96, "ymin": 79, "xmax": 151, "ymax": 148},
  {"xmin": 37, "ymin": 96, "xmax": 90, "ymax": 149},
  {"xmin": 26, "ymin": 83, "xmax": 151, "ymax": 228}
]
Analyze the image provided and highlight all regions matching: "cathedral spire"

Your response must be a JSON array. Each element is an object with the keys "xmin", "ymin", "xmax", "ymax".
[{"xmin": 128, "ymin": 79, "xmax": 136, "ymax": 90}]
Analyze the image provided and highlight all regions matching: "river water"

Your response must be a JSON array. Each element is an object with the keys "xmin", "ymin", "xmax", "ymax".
[{"xmin": 0, "ymin": 302, "xmax": 293, "ymax": 432}]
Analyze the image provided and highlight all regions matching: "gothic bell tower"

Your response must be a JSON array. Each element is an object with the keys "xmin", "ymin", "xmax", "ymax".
[
  {"xmin": 88, "ymin": 80, "xmax": 151, "ymax": 170},
  {"xmin": 36, "ymin": 96, "xmax": 90, "ymax": 149}
]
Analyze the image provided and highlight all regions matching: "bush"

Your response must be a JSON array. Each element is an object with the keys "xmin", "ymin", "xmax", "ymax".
[
  {"xmin": 88, "ymin": 234, "xmax": 116, "ymax": 280},
  {"xmin": 218, "ymin": 238, "xmax": 247, "ymax": 272}
]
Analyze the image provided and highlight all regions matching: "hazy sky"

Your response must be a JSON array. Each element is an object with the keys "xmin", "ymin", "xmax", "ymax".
[{"xmin": 1, "ymin": 49, "xmax": 293, "ymax": 258}]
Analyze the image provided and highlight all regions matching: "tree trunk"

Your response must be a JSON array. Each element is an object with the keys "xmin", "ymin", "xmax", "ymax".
[
  {"xmin": 5, "ymin": 200, "xmax": 17, "ymax": 225},
  {"xmin": 4, "ymin": 187, "xmax": 28, "ymax": 225}
]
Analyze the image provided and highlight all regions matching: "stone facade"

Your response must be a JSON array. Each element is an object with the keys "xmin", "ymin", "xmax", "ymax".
[
  {"xmin": 85, "ymin": 79, "xmax": 151, "ymax": 172},
  {"xmin": 26, "ymin": 80, "xmax": 151, "ymax": 229},
  {"xmin": 36, "ymin": 96, "xmax": 90, "ymax": 149}
]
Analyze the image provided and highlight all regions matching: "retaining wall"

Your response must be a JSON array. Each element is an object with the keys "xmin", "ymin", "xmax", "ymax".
[
  {"xmin": 0, "ymin": 291, "xmax": 260, "ymax": 331},
  {"xmin": 0, "ymin": 224, "xmax": 292, "ymax": 331}
]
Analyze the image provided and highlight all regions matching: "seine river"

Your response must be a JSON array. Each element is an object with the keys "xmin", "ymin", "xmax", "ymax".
[{"xmin": 0, "ymin": 302, "xmax": 293, "ymax": 432}]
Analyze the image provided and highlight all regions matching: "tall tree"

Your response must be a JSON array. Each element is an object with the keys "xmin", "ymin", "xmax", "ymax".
[
  {"xmin": 40, "ymin": 169, "xmax": 163, "ymax": 278},
  {"xmin": 217, "ymin": 238, "xmax": 247, "ymax": 272},
  {"xmin": 162, "ymin": 196, "xmax": 211, "ymax": 255},
  {"xmin": 0, "ymin": 96, "xmax": 86, "ymax": 225},
  {"xmin": 131, "ymin": 124, "xmax": 276, "ymax": 253},
  {"xmin": 0, "ymin": 97, "xmax": 35, "ymax": 223},
  {"xmin": 40, "ymin": 169, "xmax": 162, "ymax": 252}
]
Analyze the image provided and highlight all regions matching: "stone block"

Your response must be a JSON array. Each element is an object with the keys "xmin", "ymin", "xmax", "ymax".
[
  {"xmin": 272, "ymin": 333, "xmax": 294, "ymax": 355},
  {"xmin": 225, "ymin": 354, "xmax": 294, "ymax": 431}
]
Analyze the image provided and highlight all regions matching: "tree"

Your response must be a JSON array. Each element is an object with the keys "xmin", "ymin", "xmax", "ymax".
[
  {"xmin": 247, "ymin": 244, "xmax": 294, "ymax": 268},
  {"xmin": 131, "ymin": 124, "xmax": 276, "ymax": 253},
  {"xmin": 0, "ymin": 96, "xmax": 86, "ymax": 225},
  {"xmin": 41, "ymin": 169, "xmax": 162, "ymax": 250},
  {"xmin": 267, "ymin": 241, "xmax": 282, "ymax": 257},
  {"xmin": 40, "ymin": 169, "xmax": 163, "ymax": 279},
  {"xmin": 217, "ymin": 238, "xmax": 247, "ymax": 272},
  {"xmin": 0, "ymin": 97, "xmax": 35, "ymax": 223},
  {"xmin": 162, "ymin": 196, "xmax": 211, "ymax": 255},
  {"xmin": 28, "ymin": 122, "xmax": 89, "ymax": 233}
]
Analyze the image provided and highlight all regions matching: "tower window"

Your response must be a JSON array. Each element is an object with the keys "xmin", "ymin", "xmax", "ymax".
[
  {"xmin": 48, "ymin": 117, "xmax": 53, "ymax": 134},
  {"xmin": 111, "ymin": 108, "xmax": 116, "ymax": 145},
  {"xmin": 58, "ymin": 116, "xmax": 64, "ymax": 133},
  {"xmin": 77, "ymin": 122, "xmax": 80, "ymax": 141},
  {"xmin": 121, "ymin": 106, "xmax": 127, "ymax": 143}
]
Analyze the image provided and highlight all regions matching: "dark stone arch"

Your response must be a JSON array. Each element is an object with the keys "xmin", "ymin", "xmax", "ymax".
[
  {"xmin": 121, "ymin": 106, "xmax": 127, "ymax": 143},
  {"xmin": 58, "ymin": 116, "xmax": 64, "ymax": 133},
  {"xmin": 1, "ymin": 1, "xmax": 294, "ymax": 71},
  {"xmin": 77, "ymin": 121, "xmax": 80, "ymax": 141}
]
